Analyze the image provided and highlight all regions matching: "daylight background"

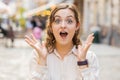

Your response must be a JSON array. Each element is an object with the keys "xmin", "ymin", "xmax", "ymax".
[{"xmin": 0, "ymin": 0, "xmax": 120, "ymax": 80}]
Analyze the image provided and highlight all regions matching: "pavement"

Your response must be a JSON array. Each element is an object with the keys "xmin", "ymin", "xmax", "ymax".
[
  {"xmin": 0, "ymin": 39, "xmax": 120, "ymax": 80},
  {"xmin": 90, "ymin": 44, "xmax": 120, "ymax": 80}
]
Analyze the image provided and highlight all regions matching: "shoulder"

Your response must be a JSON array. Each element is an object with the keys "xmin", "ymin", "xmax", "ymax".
[{"xmin": 47, "ymin": 53, "xmax": 55, "ymax": 59}]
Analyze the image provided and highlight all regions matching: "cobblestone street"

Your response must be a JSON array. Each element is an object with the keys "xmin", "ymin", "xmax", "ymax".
[{"xmin": 0, "ymin": 39, "xmax": 120, "ymax": 80}]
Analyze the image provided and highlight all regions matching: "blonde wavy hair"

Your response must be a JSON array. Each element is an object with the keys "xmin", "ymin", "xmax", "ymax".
[{"xmin": 46, "ymin": 3, "xmax": 82, "ymax": 53}]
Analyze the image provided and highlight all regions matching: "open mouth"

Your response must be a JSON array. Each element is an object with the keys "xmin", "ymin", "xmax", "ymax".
[{"xmin": 60, "ymin": 31, "xmax": 68, "ymax": 38}]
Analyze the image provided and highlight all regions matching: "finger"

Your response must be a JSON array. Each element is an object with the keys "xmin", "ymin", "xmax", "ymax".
[
  {"xmin": 84, "ymin": 37, "xmax": 94, "ymax": 52},
  {"xmin": 85, "ymin": 33, "xmax": 94, "ymax": 44},
  {"xmin": 25, "ymin": 37, "xmax": 32, "ymax": 44},
  {"xmin": 84, "ymin": 37, "xmax": 93, "ymax": 49},
  {"xmin": 89, "ymin": 36, "xmax": 94, "ymax": 44},
  {"xmin": 86, "ymin": 33, "xmax": 94, "ymax": 42},
  {"xmin": 87, "ymin": 33, "xmax": 94, "ymax": 39},
  {"xmin": 41, "ymin": 41, "xmax": 46, "ymax": 47},
  {"xmin": 83, "ymin": 33, "xmax": 94, "ymax": 53},
  {"xmin": 25, "ymin": 35, "xmax": 36, "ymax": 44},
  {"xmin": 25, "ymin": 39, "xmax": 35, "ymax": 48},
  {"xmin": 41, "ymin": 41, "xmax": 48, "ymax": 57},
  {"xmin": 31, "ymin": 34, "xmax": 38, "ymax": 43},
  {"xmin": 86, "ymin": 36, "xmax": 94, "ymax": 45}
]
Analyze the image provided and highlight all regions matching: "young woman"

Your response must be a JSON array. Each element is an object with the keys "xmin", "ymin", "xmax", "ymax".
[{"xmin": 25, "ymin": 3, "xmax": 99, "ymax": 80}]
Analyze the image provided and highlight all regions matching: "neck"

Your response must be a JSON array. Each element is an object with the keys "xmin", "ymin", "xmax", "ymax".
[{"xmin": 55, "ymin": 43, "xmax": 73, "ymax": 59}]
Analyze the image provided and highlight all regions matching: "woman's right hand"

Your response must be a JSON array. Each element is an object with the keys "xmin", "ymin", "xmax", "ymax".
[{"xmin": 25, "ymin": 34, "xmax": 48, "ymax": 65}]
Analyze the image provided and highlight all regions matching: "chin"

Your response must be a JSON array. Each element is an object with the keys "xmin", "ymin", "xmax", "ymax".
[{"xmin": 59, "ymin": 41, "xmax": 71, "ymax": 45}]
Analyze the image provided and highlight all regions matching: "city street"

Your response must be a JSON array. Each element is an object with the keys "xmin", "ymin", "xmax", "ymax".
[
  {"xmin": 0, "ymin": 39, "xmax": 120, "ymax": 80},
  {"xmin": 0, "ymin": 0, "xmax": 120, "ymax": 80}
]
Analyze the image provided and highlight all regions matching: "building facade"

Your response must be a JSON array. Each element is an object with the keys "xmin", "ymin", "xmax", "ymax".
[{"xmin": 82, "ymin": 0, "xmax": 120, "ymax": 47}]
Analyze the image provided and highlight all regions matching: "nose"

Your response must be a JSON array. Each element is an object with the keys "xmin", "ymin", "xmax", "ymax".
[{"xmin": 61, "ymin": 21, "xmax": 66, "ymax": 28}]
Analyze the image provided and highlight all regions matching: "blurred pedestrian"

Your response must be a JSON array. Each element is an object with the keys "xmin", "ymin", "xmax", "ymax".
[
  {"xmin": 33, "ymin": 26, "xmax": 42, "ymax": 41},
  {"xmin": 0, "ymin": 23, "xmax": 7, "ymax": 37},
  {"xmin": 89, "ymin": 24, "xmax": 101, "ymax": 43},
  {"xmin": 6, "ymin": 24, "xmax": 14, "ymax": 47},
  {"xmin": 100, "ymin": 25, "xmax": 110, "ymax": 45}
]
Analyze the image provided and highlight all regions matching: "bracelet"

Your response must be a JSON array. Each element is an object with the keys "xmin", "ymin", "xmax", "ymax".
[{"xmin": 77, "ymin": 59, "xmax": 88, "ymax": 66}]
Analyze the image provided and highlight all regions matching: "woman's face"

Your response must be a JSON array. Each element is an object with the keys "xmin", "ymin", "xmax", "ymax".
[{"xmin": 52, "ymin": 8, "xmax": 79, "ymax": 45}]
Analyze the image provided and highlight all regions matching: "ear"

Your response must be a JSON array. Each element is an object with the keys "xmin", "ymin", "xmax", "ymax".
[{"xmin": 76, "ymin": 22, "xmax": 80, "ymax": 31}]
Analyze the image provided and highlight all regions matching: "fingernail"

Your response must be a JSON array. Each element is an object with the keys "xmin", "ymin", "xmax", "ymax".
[{"xmin": 91, "ymin": 33, "xmax": 94, "ymax": 35}]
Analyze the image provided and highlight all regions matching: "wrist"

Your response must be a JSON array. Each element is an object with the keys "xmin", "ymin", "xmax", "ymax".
[
  {"xmin": 77, "ymin": 56, "xmax": 86, "ymax": 61},
  {"xmin": 79, "ymin": 65, "xmax": 88, "ymax": 69},
  {"xmin": 37, "ymin": 57, "xmax": 47, "ymax": 66},
  {"xmin": 77, "ymin": 59, "xmax": 88, "ymax": 66}
]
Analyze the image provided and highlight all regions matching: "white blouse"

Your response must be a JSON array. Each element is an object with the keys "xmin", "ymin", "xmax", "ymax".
[{"xmin": 29, "ymin": 46, "xmax": 99, "ymax": 80}]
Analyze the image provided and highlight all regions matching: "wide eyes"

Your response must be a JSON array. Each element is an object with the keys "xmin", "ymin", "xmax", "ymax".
[
  {"xmin": 54, "ymin": 18, "xmax": 73, "ymax": 24},
  {"xmin": 54, "ymin": 19, "xmax": 61, "ymax": 24},
  {"xmin": 66, "ymin": 19, "xmax": 73, "ymax": 24}
]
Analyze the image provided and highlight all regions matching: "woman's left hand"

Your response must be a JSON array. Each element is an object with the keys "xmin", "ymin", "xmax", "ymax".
[{"xmin": 76, "ymin": 33, "xmax": 94, "ymax": 61}]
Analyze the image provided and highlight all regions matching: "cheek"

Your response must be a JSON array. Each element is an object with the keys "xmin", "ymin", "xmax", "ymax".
[
  {"xmin": 69, "ymin": 26, "xmax": 77, "ymax": 37},
  {"xmin": 52, "ymin": 26, "xmax": 59, "ymax": 37},
  {"xmin": 69, "ymin": 25, "xmax": 77, "ymax": 32},
  {"xmin": 69, "ymin": 30, "xmax": 76, "ymax": 38}
]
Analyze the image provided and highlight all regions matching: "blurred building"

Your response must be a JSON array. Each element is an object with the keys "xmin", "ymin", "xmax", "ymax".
[
  {"xmin": 1, "ymin": 0, "xmax": 120, "ymax": 28},
  {"xmin": 0, "ymin": 0, "xmax": 120, "ymax": 47},
  {"xmin": 83, "ymin": 0, "xmax": 120, "ymax": 31},
  {"xmin": 83, "ymin": 0, "xmax": 120, "ymax": 47}
]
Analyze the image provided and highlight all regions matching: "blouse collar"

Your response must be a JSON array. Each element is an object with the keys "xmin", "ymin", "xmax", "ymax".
[{"xmin": 53, "ymin": 46, "xmax": 78, "ymax": 59}]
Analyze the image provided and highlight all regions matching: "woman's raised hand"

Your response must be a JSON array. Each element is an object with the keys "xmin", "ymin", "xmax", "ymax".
[
  {"xmin": 76, "ymin": 33, "xmax": 94, "ymax": 61},
  {"xmin": 25, "ymin": 34, "xmax": 48, "ymax": 62}
]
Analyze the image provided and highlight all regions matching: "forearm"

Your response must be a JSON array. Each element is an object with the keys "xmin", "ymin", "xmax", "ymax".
[
  {"xmin": 29, "ymin": 50, "xmax": 48, "ymax": 80},
  {"xmin": 33, "ymin": 50, "xmax": 47, "ymax": 66},
  {"xmin": 77, "ymin": 52, "xmax": 99, "ymax": 80},
  {"xmin": 30, "ymin": 65, "xmax": 48, "ymax": 80},
  {"xmin": 79, "ymin": 63, "xmax": 99, "ymax": 79}
]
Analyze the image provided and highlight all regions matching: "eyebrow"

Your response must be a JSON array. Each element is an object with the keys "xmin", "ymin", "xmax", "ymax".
[
  {"xmin": 54, "ymin": 15, "xmax": 74, "ymax": 18},
  {"xmin": 54, "ymin": 15, "xmax": 60, "ymax": 18}
]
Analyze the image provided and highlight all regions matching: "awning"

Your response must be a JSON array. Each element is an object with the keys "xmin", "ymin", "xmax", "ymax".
[
  {"xmin": 0, "ymin": 1, "xmax": 10, "ymax": 14},
  {"xmin": 23, "ymin": 0, "xmax": 74, "ymax": 18}
]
